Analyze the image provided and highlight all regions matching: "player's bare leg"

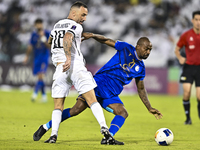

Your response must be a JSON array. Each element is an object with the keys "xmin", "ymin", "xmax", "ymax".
[
  {"xmin": 82, "ymin": 90, "xmax": 115, "ymax": 144},
  {"xmin": 196, "ymin": 87, "xmax": 200, "ymax": 119},
  {"xmin": 45, "ymin": 97, "xmax": 65, "ymax": 143},
  {"xmin": 82, "ymin": 90, "xmax": 108, "ymax": 127},
  {"xmin": 182, "ymin": 83, "xmax": 192, "ymax": 124},
  {"xmin": 33, "ymin": 99, "xmax": 87, "ymax": 141},
  {"xmin": 109, "ymin": 103, "xmax": 128, "ymax": 119},
  {"xmin": 100, "ymin": 103, "xmax": 127, "ymax": 145}
]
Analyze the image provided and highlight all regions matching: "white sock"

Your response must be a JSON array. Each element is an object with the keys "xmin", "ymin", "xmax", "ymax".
[
  {"xmin": 90, "ymin": 102, "xmax": 108, "ymax": 129},
  {"xmin": 51, "ymin": 109, "xmax": 62, "ymax": 136},
  {"xmin": 41, "ymin": 95, "xmax": 47, "ymax": 103},
  {"xmin": 32, "ymin": 92, "xmax": 37, "ymax": 99},
  {"xmin": 43, "ymin": 124, "xmax": 48, "ymax": 131}
]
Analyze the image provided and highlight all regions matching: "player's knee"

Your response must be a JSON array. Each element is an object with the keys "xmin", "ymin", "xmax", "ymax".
[
  {"xmin": 183, "ymin": 92, "xmax": 191, "ymax": 99},
  {"xmin": 115, "ymin": 108, "xmax": 128, "ymax": 119},
  {"xmin": 122, "ymin": 110, "xmax": 128, "ymax": 119},
  {"xmin": 196, "ymin": 93, "xmax": 200, "ymax": 100},
  {"xmin": 54, "ymin": 105, "xmax": 64, "ymax": 111}
]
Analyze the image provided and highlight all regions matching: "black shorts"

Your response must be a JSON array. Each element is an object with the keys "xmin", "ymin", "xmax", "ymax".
[{"xmin": 180, "ymin": 64, "xmax": 200, "ymax": 87}]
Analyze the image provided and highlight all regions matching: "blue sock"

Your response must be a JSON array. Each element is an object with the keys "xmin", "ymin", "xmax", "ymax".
[
  {"xmin": 34, "ymin": 80, "xmax": 43, "ymax": 94},
  {"xmin": 109, "ymin": 115, "xmax": 125, "ymax": 136},
  {"xmin": 40, "ymin": 80, "xmax": 46, "ymax": 95},
  {"xmin": 45, "ymin": 108, "xmax": 71, "ymax": 129}
]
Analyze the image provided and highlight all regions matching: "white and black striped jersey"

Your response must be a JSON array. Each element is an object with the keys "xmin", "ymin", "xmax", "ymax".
[{"xmin": 50, "ymin": 19, "xmax": 84, "ymax": 66}]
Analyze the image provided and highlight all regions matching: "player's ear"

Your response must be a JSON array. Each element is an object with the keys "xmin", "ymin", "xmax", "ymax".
[
  {"xmin": 191, "ymin": 18, "xmax": 194, "ymax": 24},
  {"xmin": 136, "ymin": 44, "xmax": 140, "ymax": 50}
]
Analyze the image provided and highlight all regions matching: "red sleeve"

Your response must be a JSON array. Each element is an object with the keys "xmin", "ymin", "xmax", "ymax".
[{"xmin": 177, "ymin": 32, "xmax": 187, "ymax": 48}]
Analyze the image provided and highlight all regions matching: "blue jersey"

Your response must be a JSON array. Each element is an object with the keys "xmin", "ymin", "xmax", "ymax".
[
  {"xmin": 94, "ymin": 41, "xmax": 145, "ymax": 98},
  {"xmin": 30, "ymin": 30, "xmax": 50, "ymax": 65}
]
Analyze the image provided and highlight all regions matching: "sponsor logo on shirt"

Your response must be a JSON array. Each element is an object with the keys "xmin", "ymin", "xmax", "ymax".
[
  {"xmin": 120, "ymin": 59, "xmax": 135, "ymax": 72},
  {"xmin": 189, "ymin": 45, "xmax": 195, "ymax": 49},
  {"xmin": 120, "ymin": 59, "xmax": 136, "ymax": 77}
]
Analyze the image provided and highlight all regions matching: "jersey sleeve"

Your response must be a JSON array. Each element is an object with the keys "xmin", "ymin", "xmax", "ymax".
[
  {"xmin": 29, "ymin": 33, "xmax": 35, "ymax": 45},
  {"xmin": 45, "ymin": 30, "xmax": 50, "ymax": 39},
  {"xmin": 136, "ymin": 75, "xmax": 144, "ymax": 81},
  {"xmin": 50, "ymin": 29, "xmax": 54, "ymax": 38},
  {"xmin": 114, "ymin": 41, "xmax": 133, "ymax": 51},
  {"xmin": 177, "ymin": 32, "xmax": 187, "ymax": 48},
  {"xmin": 136, "ymin": 65, "xmax": 146, "ymax": 81},
  {"xmin": 67, "ymin": 23, "xmax": 83, "ymax": 37}
]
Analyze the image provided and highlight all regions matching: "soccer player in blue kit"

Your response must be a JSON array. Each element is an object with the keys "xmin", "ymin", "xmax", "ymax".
[
  {"xmin": 24, "ymin": 18, "xmax": 50, "ymax": 102},
  {"xmin": 33, "ymin": 33, "xmax": 163, "ymax": 145}
]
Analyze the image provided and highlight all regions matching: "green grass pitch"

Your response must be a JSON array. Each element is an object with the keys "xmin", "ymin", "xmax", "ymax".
[{"xmin": 0, "ymin": 90, "xmax": 200, "ymax": 150}]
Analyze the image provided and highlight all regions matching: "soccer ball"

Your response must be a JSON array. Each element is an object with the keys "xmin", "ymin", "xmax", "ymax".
[{"xmin": 155, "ymin": 128, "xmax": 174, "ymax": 146}]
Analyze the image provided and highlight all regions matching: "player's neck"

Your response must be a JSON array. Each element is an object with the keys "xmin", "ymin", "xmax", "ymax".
[
  {"xmin": 135, "ymin": 50, "xmax": 142, "ymax": 61},
  {"xmin": 67, "ymin": 16, "xmax": 73, "ymax": 21},
  {"xmin": 193, "ymin": 27, "xmax": 200, "ymax": 34}
]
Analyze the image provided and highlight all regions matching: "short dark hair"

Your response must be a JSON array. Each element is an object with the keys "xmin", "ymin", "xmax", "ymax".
[
  {"xmin": 137, "ymin": 37, "xmax": 150, "ymax": 46},
  {"xmin": 34, "ymin": 18, "xmax": 43, "ymax": 24},
  {"xmin": 192, "ymin": 10, "xmax": 200, "ymax": 18},
  {"xmin": 71, "ymin": 1, "xmax": 87, "ymax": 9}
]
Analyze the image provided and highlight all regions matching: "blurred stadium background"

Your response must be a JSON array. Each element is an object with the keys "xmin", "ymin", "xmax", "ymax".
[{"xmin": 0, "ymin": 0, "xmax": 199, "ymax": 96}]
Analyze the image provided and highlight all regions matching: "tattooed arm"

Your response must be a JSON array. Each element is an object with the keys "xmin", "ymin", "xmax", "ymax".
[
  {"xmin": 48, "ymin": 36, "xmax": 53, "ymax": 45},
  {"xmin": 136, "ymin": 79, "xmax": 152, "ymax": 110},
  {"xmin": 62, "ymin": 32, "xmax": 73, "ymax": 72},
  {"xmin": 135, "ymin": 78, "xmax": 163, "ymax": 119},
  {"xmin": 82, "ymin": 32, "xmax": 116, "ymax": 48}
]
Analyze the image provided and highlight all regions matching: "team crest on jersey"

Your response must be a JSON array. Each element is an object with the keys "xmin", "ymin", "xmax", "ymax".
[
  {"xmin": 189, "ymin": 37, "xmax": 193, "ymax": 41},
  {"xmin": 71, "ymin": 25, "xmax": 76, "ymax": 30},
  {"xmin": 135, "ymin": 65, "xmax": 139, "ymax": 72}
]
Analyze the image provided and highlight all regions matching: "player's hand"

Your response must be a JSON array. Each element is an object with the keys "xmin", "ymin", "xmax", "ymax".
[
  {"xmin": 149, "ymin": 108, "xmax": 163, "ymax": 120},
  {"xmin": 178, "ymin": 57, "xmax": 186, "ymax": 65},
  {"xmin": 38, "ymin": 29, "xmax": 44, "ymax": 36},
  {"xmin": 63, "ymin": 59, "xmax": 71, "ymax": 72},
  {"xmin": 40, "ymin": 35, "xmax": 47, "ymax": 43},
  {"xmin": 38, "ymin": 30, "xmax": 47, "ymax": 43},
  {"xmin": 81, "ymin": 32, "xmax": 93, "ymax": 41}
]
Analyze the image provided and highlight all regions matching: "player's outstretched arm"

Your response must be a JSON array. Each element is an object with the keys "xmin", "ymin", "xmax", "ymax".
[
  {"xmin": 135, "ymin": 78, "xmax": 163, "ymax": 119},
  {"xmin": 62, "ymin": 32, "xmax": 74, "ymax": 72},
  {"xmin": 82, "ymin": 32, "xmax": 116, "ymax": 48}
]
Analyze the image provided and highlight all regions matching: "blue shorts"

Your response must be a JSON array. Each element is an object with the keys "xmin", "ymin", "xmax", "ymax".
[
  {"xmin": 77, "ymin": 95, "xmax": 123, "ymax": 113},
  {"xmin": 33, "ymin": 61, "xmax": 48, "ymax": 75},
  {"xmin": 96, "ymin": 96, "xmax": 123, "ymax": 110}
]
